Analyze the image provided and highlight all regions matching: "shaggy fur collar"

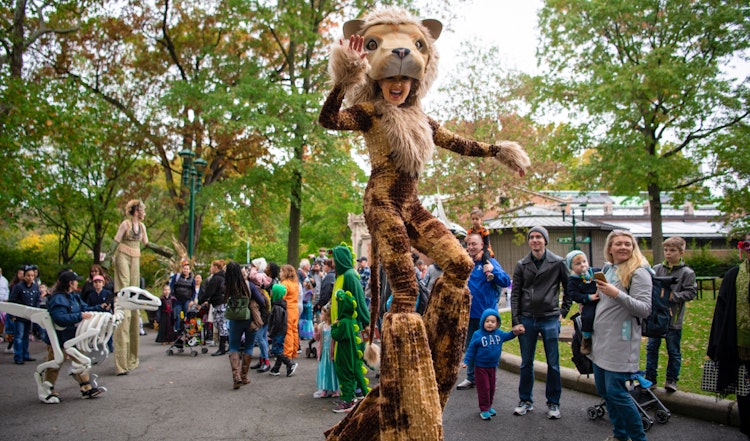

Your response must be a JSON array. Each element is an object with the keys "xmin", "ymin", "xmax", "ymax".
[{"xmin": 376, "ymin": 102, "xmax": 434, "ymax": 177}]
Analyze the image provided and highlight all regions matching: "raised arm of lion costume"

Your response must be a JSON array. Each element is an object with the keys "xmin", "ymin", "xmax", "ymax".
[{"xmin": 319, "ymin": 7, "xmax": 530, "ymax": 441}]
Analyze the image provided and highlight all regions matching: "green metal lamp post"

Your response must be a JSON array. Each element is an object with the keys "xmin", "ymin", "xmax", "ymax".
[
  {"xmin": 561, "ymin": 203, "xmax": 587, "ymax": 251},
  {"xmin": 179, "ymin": 149, "xmax": 207, "ymax": 259}
]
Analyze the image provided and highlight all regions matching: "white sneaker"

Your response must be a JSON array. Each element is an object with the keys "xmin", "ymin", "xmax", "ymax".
[
  {"xmin": 547, "ymin": 403, "xmax": 561, "ymax": 419},
  {"xmin": 286, "ymin": 362, "xmax": 298, "ymax": 377},
  {"xmin": 513, "ymin": 401, "xmax": 533, "ymax": 415},
  {"xmin": 456, "ymin": 379, "xmax": 475, "ymax": 390}
]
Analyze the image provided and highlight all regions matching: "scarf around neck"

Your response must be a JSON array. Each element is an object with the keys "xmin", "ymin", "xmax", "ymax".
[{"xmin": 661, "ymin": 258, "xmax": 684, "ymax": 271}]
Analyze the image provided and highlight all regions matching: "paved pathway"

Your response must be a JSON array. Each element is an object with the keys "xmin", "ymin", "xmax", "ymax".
[{"xmin": 0, "ymin": 337, "xmax": 744, "ymax": 440}]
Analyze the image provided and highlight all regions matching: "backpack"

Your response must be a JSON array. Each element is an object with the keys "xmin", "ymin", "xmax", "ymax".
[
  {"xmin": 570, "ymin": 312, "xmax": 593, "ymax": 375},
  {"xmin": 641, "ymin": 274, "xmax": 677, "ymax": 338},
  {"xmin": 605, "ymin": 264, "xmax": 676, "ymax": 339},
  {"xmin": 256, "ymin": 287, "xmax": 272, "ymax": 326}
]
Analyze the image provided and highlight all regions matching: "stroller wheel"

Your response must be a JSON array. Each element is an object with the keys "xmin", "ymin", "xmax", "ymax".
[
  {"xmin": 587, "ymin": 407, "xmax": 599, "ymax": 420},
  {"xmin": 641, "ymin": 416, "xmax": 653, "ymax": 432},
  {"xmin": 305, "ymin": 348, "xmax": 311, "ymax": 358},
  {"xmin": 596, "ymin": 406, "xmax": 606, "ymax": 417},
  {"xmin": 167, "ymin": 349, "xmax": 174, "ymax": 356},
  {"xmin": 655, "ymin": 409, "xmax": 670, "ymax": 424},
  {"xmin": 201, "ymin": 347, "xmax": 208, "ymax": 354},
  {"xmin": 191, "ymin": 351, "xmax": 198, "ymax": 357}
]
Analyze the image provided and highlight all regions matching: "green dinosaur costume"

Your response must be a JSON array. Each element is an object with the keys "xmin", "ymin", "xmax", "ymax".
[
  {"xmin": 332, "ymin": 244, "xmax": 370, "ymax": 330},
  {"xmin": 331, "ymin": 290, "xmax": 369, "ymax": 403}
]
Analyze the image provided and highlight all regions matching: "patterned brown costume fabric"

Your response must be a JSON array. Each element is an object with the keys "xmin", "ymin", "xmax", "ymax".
[{"xmin": 319, "ymin": 8, "xmax": 530, "ymax": 440}]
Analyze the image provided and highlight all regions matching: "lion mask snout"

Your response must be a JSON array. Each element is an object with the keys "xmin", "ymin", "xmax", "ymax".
[{"xmin": 363, "ymin": 23, "xmax": 431, "ymax": 82}]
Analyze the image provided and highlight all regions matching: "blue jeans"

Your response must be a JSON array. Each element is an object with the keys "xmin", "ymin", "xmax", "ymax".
[
  {"xmin": 518, "ymin": 316, "xmax": 561, "ymax": 405},
  {"xmin": 5, "ymin": 316, "xmax": 15, "ymax": 336},
  {"xmin": 270, "ymin": 335, "xmax": 285, "ymax": 357},
  {"xmin": 645, "ymin": 328, "xmax": 682, "ymax": 382},
  {"xmin": 227, "ymin": 319, "xmax": 257, "ymax": 355},
  {"xmin": 593, "ymin": 364, "xmax": 647, "ymax": 441},
  {"xmin": 13, "ymin": 319, "xmax": 31, "ymax": 363},
  {"xmin": 252, "ymin": 323, "xmax": 269, "ymax": 359},
  {"xmin": 172, "ymin": 299, "xmax": 191, "ymax": 332},
  {"xmin": 464, "ymin": 318, "xmax": 480, "ymax": 382}
]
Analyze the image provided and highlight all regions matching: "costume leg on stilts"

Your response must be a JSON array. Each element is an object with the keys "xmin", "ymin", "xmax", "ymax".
[
  {"xmin": 409, "ymin": 212, "xmax": 473, "ymax": 405},
  {"xmin": 113, "ymin": 312, "xmax": 131, "ymax": 375},
  {"xmin": 127, "ymin": 309, "xmax": 140, "ymax": 370},
  {"xmin": 326, "ymin": 201, "xmax": 471, "ymax": 441},
  {"xmin": 380, "ymin": 312, "xmax": 442, "ymax": 440}
]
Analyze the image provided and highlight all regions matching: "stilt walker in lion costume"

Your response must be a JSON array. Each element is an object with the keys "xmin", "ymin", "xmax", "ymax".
[{"xmin": 319, "ymin": 7, "xmax": 530, "ymax": 441}]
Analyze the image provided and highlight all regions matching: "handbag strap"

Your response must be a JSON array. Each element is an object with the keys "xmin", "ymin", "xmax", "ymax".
[{"xmin": 228, "ymin": 295, "xmax": 247, "ymax": 306}]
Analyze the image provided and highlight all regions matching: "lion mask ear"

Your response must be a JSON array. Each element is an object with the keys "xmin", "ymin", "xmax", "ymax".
[
  {"xmin": 421, "ymin": 19, "xmax": 442, "ymax": 41},
  {"xmin": 343, "ymin": 17, "xmax": 442, "ymax": 42}
]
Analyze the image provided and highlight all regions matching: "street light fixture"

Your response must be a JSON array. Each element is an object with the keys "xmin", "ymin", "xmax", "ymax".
[
  {"xmin": 179, "ymin": 149, "xmax": 207, "ymax": 259},
  {"xmin": 560, "ymin": 202, "xmax": 587, "ymax": 251}
]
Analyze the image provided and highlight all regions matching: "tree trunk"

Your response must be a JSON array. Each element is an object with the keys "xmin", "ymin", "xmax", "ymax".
[
  {"xmin": 59, "ymin": 224, "xmax": 72, "ymax": 265},
  {"xmin": 287, "ymin": 141, "xmax": 303, "ymax": 267},
  {"xmin": 91, "ymin": 229, "xmax": 104, "ymax": 265},
  {"xmin": 647, "ymin": 182, "xmax": 664, "ymax": 264},
  {"xmin": 11, "ymin": 0, "xmax": 26, "ymax": 78}
]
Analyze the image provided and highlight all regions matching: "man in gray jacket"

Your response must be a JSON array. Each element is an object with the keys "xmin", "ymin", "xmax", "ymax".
[{"xmin": 511, "ymin": 226, "xmax": 571, "ymax": 419}]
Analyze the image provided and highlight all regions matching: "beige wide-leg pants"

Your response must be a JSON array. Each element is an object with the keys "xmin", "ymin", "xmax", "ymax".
[{"xmin": 113, "ymin": 251, "xmax": 142, "ymax": 374}]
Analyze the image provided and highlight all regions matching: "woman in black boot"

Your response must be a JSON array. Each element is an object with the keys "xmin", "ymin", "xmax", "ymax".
[{"xmin": 224, "ymin": 262, "xmax": 266, "ymax": 389}]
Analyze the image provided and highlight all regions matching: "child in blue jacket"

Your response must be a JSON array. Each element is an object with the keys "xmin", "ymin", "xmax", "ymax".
[{"xmin": 462, "ymin": 308, "xmax": 520, "ymax": 420}]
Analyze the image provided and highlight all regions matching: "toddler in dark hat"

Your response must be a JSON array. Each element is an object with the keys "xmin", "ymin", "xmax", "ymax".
[{"xmin": 565, "ymin": 250, "xmax": 600, "ymax": 355}]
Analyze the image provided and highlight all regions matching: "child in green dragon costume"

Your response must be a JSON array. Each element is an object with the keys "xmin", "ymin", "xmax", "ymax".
[{"xmin": 330, "ymin": 290, "xmax": 370, "ymax": 413}]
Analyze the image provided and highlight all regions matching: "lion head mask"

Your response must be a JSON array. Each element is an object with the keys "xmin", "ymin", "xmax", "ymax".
[{"xmin": 337, "ymin": 8, "xmax": 441, "ymax": 108}]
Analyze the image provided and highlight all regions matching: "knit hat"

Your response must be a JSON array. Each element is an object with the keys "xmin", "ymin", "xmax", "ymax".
[
  {"xmin": 566, "ymin": 250, "xmax": 585, "ymax": 270},
  {"xmin": 251, "ymin": 257, "xmax": 268, "ymax": 273},
  {"xmin": 271, "ymin": 284, "xmax": 287, "ymax": 302},
  {"xmin": 528, "ymin": 226, "xmax": 549, "ymax": 245}
]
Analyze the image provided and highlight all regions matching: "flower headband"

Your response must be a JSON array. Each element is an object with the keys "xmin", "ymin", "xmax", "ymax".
[{"xmin": 738, "ymin": 241, "xmax": 750, "ymax": 260}]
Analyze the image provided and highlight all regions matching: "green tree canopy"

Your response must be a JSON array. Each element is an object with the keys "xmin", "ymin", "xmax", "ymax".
[
  {"xmin": 537, "ymin": 0, "xmax": 750, "ymax": 261},
  {"xmin": 426, "ymin": 43, "xmax": 574, "ymax": 225}
]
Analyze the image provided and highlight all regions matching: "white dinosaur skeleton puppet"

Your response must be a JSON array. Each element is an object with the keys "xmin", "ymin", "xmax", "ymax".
[{"xmin": 0, "ymin": 286, "xmax": 160, "ymax": 403}]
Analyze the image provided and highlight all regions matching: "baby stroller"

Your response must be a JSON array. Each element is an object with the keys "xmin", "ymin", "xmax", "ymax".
[
  {"xmin": 167, "ymin": 304, "xmax": 209, "ymax": 357},
  {"xmin": 587, "ymin": 373, "xmax": 671, "ymax": 432}
]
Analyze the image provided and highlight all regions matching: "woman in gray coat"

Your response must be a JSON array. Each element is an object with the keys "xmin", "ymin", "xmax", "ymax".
[{"xmin": 590, "ymin": 230, "xmax": 652, "ymax": 441}]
